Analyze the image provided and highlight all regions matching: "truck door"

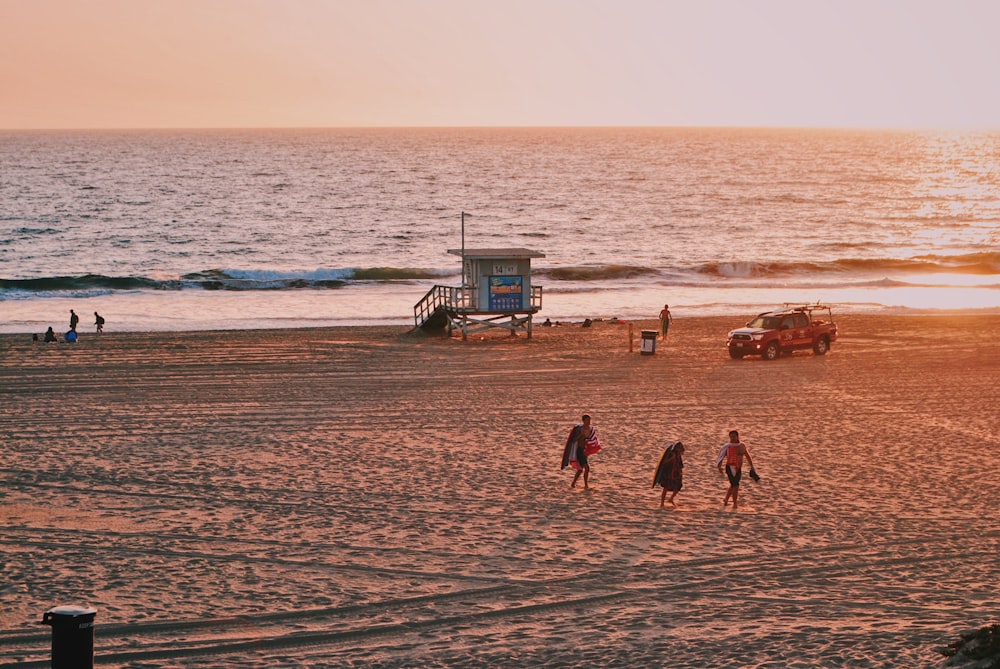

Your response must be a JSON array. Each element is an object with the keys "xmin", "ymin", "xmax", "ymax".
[
  {"xmin": 792, "ymin": 313, "xmax": 811, "ymax": 347},
  {"xmin": 779, "ymin": 316, "xmax": 796, "ymax": 347}
]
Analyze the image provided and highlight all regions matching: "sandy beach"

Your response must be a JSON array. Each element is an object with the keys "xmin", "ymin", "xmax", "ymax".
[{"xmin": 2, "ymin": 314, "xmax": 999, "ymax": 668}]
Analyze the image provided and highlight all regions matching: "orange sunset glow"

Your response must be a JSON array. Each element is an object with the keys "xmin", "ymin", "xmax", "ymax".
[
  {"xmin": 2, "ymin": 0, "xmax": 999, "ymax": 130},
  {"xmin": 4, "ymin": 2, "xmax": 1000, "ymax": 667}
]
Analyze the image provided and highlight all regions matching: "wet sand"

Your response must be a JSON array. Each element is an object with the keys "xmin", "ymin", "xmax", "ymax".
[{"xmin": 2, "ymin": 314, "xmax": 999, "ymax": 667}]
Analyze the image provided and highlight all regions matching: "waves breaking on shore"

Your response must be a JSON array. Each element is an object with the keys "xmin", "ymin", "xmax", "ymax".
[{"xmin": 3, "ymin": 251, "xmax": 998, "ymax": 300}]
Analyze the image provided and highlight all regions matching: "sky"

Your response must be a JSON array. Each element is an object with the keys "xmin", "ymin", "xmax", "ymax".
[{"xmin": 2, "ymin": 0, "xmax": 999, "ymax": 130}]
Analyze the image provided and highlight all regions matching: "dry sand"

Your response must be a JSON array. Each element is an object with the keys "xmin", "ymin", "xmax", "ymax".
[{"xmin": 2, "ymin": 314, "xmax": 999, "ymax": 668}]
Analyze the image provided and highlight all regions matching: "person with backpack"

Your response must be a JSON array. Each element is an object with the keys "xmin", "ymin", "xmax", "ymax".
[
  {"xmin": 94, "ymin": 312, "xmax": 105, "ymax": 333},
  {"xmin": 560, "ymin": 413, "xmax": 602, "ymax": 489},
  {"xmin": 653, "ymin": 441, "xmax": 685, "ymax": 507}
]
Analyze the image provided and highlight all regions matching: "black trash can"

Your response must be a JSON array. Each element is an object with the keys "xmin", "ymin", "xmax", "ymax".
[{"xmin": 41, "ymin": 606, "xmax": 96, "ymax": 669}]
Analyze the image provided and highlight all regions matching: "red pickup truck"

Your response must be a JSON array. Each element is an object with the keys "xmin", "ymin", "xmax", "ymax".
[{"xmin": 727, "ymin": 304, "xmax": 838, "ymax": 360}]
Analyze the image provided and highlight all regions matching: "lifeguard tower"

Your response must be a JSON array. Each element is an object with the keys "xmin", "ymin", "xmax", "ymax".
[{"xmin": 414, "ymin": 247, "xmax": 545, "ymax": 339}]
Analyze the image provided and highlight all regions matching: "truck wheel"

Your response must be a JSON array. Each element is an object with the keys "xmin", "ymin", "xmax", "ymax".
[
  {"xmin": 813, "ymin": 336, "xmax": 829, "ymax": 355},
  {"xmin": 729, "ymin": 349, "xmax": 745, "ymax": 359},
  {"xmin": 762, "ymin": 341, "xmax": 780, "ymax": 360}
]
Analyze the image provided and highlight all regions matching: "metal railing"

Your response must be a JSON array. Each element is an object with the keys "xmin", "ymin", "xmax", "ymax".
[{"xmin": 414, "ymin": 285, "xmax": 542, "ymax": 329}]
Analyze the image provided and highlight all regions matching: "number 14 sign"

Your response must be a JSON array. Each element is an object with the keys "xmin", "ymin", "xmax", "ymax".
[{"xmin": 492, "ymin": 263, "xmax": 517, "ymax": 276}]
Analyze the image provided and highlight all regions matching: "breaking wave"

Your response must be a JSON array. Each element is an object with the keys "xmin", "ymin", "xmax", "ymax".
[
  {"xmin": 698, "ymin": 253, "xmax": 1000, "ymax": 278},
  {"xmin": 538, "ymin": 265, "xmax": 660, "ymax": 281},
  {"xmin": 3, "ymin": 253, "xmax": 997, "ymax": 301},
  {"xmin": 538, "ymin": 252, "xmax": 1000, "ymax": 283},
  {"xmin": 0, "ymin": 267, "xmax": 457, "ymax": 297}
]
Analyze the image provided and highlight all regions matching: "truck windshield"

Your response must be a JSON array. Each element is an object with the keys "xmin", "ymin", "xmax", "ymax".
[{"xmin": 748, "ymin": 316, "xmax": 780, "ymax": 329}]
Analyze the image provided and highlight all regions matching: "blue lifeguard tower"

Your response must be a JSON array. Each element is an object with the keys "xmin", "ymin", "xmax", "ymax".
[{"xmin": 414, "ymin": 246, "xmax": 545, "ymax": 339}]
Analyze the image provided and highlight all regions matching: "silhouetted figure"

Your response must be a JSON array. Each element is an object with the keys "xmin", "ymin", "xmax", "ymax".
[{"xmin": 653, "ymin": 441, "xmax": 685, "ymax": 507}]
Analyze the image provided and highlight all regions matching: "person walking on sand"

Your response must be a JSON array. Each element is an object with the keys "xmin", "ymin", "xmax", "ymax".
[
  {"xmin": 716, "ymin": 430, "xmax": 755, "ymax": 510},
  {"xmin": 561, "ymin": 413, "xmax": 602, "ymax": 489},
  {"xmin": 69, "ymin": 309, "xmax": 79, "ymax": 332},
  {"xmin": 94, "ymin": 312, "xmax": 105, "ymax": 333},
  {"xmin": 658, "ymin": 304, "xmax": 672, "ymax": 339},
  {"xmin": 653, "ymin": 441, "xmax": 685, "ymax": 507}
]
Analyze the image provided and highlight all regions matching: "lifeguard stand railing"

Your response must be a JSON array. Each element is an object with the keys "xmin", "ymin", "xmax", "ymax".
[
  {"xmin": 413, "ymin": 285, "xmax": 473, "ymax": 329},
  {"xmin": 414, "ymin": 284, "xmax": 543, "ymax": 337}
]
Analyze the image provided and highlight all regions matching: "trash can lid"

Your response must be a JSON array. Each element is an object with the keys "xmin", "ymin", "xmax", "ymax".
[{"xmin": 46, "ymin": 605, "xmax": 97, "ymax": 617}]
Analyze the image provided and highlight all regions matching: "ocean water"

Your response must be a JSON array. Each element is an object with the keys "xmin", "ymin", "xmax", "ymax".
[{"xmin": 1, "ymin": 127, "xmax": 998, "ymax": 333}]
